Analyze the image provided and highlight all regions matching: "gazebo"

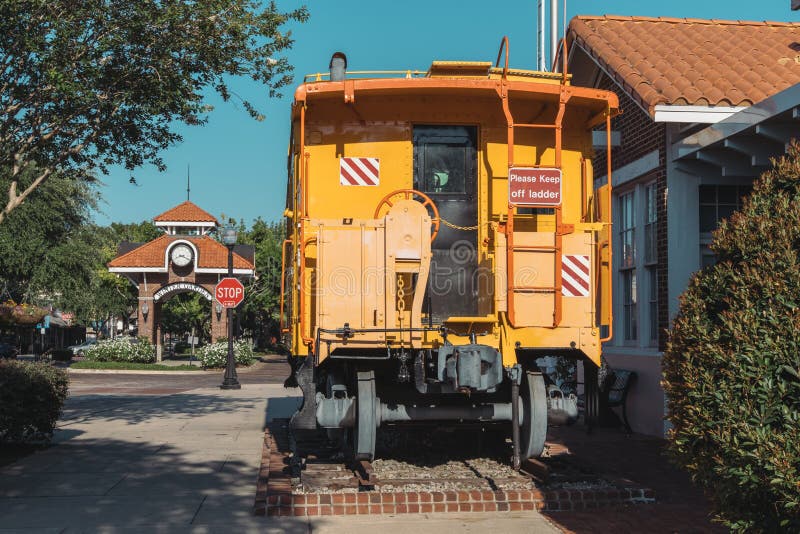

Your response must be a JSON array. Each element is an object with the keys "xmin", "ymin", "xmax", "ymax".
[{"xmin": 108, "ymin": 201, "xmax": 255, "ymax": 360}]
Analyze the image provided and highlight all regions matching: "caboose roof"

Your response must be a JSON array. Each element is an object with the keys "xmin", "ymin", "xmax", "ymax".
[{"xmin": 293, "ymin": 76, "xmax": 618, "ymax": 119}]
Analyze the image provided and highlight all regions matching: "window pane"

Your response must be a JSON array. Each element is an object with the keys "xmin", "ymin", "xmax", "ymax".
[
  {"xmin": 699, "ymin": 206, "xmax": 718, "ymax": 232},
  {"xmin": 423, "ymin": 144, "xmax": 466, "ymax": 193},
  {"xmin": 699, "ymin": 185, "xmax": 716, "ymax": 204},
  {"xmin": 717, "ymin": 185, "xmax": 738, "ymax": 205},
  {"xmin": 645, "ymin": 223, "xmax": 656, "ymax": 264},
  {"xmin": 622, "ymin": 230, "xmax": 635, "ymax": 267},
  {"xmin": 623, "ymin": 270, "xmax": 638, "ymax": 341},
  {"xmin": 718, "ymin": 205, "xmax": 736, "ymax": 222},
  {"xmin": 648, "ymin": 268, "xmax": 658, "ymax": 344},
  {"xmin": 646, "ymin": 184, "xmax": 657, "ymax": 223}
]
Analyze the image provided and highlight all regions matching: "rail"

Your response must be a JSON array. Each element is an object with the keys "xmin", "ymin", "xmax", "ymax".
[
  {"xmin": 303, "ymin": 70, "xmax": 428, "ymax": 82},
  {"xmin": 279, "ymin": 239, "xmax": 291, "ymax": 333},
  {"xmin": 495, "ymin": 36, "xmax": 510, "ymax": 80},
  {"xmin": 600, "ymin": 109, "xmax": 614, "ymax": 343}
]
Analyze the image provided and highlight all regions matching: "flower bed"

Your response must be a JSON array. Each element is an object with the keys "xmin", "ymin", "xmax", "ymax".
[
  {"xmin": 83, "ymin": 337, "xmax": 155, "ymax": 364},
  {"xmin": 197, "ymin": 340, "xmax": 255, "ymax": 368}
]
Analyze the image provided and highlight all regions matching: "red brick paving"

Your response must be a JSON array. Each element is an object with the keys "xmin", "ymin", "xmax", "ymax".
[
  {"xmin": 542, "ymin": 426, "xmax": 725, "ymax": 533},
  {"xmin": 256, "ymin": 421, "xmax": 655, "ymax": 518}
]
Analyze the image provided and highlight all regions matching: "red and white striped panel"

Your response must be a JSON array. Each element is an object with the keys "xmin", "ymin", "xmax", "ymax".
[
  {"xmin": 340, "ymin": 157, "xmax": 380, "ymax": 186},
  {"xmin": 562, "ymin": 255, "xmax": 590, "ymax": 297}
]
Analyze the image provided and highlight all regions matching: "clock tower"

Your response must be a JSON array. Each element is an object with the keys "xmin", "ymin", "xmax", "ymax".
[{"xmin": 108, "ymin": 201, "xmax": 255, "ymax": 361}]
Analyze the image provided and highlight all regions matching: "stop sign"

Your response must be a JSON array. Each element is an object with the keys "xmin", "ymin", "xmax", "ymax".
[{"xmin": 215, "ymin": 277, "xmax": 245, "ymax": 308}]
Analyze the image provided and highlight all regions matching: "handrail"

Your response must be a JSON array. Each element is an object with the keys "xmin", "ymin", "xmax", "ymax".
[
  {"xmin": 299, "ymin": 234, "xmax": 317, "ymax": 347},
  {"xmin": 279, "ymin": 239, "xmax": 291, "ymax": 333},
  {"xmin": 303, "ymin": 70, "xmax": 428, "ymax": 82},
  {"xmin": 600, "ymin": 109, "xmax": 614, "ymax": 343},
  {"xmin": 551, "ymin": 36, "xmax": 569, "ymax": 81},
  {"xmin": 495, "ymin": 36, "xmax": 509, "ymax": 80}
]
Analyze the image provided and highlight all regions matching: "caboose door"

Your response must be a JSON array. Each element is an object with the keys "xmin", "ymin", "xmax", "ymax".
[{"xmin": 413, "ymin": 125, "xmax": 479, "ymax": 323}]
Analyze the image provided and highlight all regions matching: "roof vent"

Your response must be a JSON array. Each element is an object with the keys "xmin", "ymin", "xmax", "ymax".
[{"xmin": 329, "ymin": 52, "xmax": 347, "ymax": 81}]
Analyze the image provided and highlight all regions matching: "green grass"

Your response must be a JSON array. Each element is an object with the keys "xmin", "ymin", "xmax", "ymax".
[{"xmin": 70, "ymin": 361, "xmax": 205, "ymax": 371}]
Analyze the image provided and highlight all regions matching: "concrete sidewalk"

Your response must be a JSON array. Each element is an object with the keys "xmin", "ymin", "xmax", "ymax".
[{"xmin": 0, "ymin": 381, "xmax": 560, "ymax": 533}]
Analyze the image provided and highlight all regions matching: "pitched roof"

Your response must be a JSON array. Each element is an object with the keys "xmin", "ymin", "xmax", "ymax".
[
  {"xmin": 152, "ymin": 201, "xmax": 219, "ymax": 224},
  {"xmin": 108, "ymin": 235, "xmax": 254, "ymax": 271},
  {"xmin": 567, "ymin": 16, "xmax": 800, "ymax": 115}
]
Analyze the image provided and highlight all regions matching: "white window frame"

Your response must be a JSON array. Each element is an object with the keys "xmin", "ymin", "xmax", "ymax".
[{"xmin": 612, "ymin": 179, "xmax": 660, "ymax": 350}]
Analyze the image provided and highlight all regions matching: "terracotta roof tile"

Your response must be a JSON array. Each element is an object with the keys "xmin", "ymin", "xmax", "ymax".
[
  {"xmin": 108, "ymin": 235, "xmax": 254, "ymax": 271},
  {"xmin": 568, "ymin": 16, "xmax": 800, "ymax": 115},
  {"xmin": 153, "ymin": 201, "xmax": 219, "ymax": 224}
]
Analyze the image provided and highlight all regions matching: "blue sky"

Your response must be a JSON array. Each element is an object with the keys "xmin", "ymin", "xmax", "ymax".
[{"xmin": 95, "ymin": 0, "xmax": 800, "ymax": 226}]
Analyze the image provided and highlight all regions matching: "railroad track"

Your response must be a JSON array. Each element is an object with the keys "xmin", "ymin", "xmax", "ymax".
[{"xmin": 288, "ymin": 423, "xmax": 606, "ymax": 495}]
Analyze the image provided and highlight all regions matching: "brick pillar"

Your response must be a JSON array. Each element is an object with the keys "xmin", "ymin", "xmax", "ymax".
[
  {"xmin": 154, "ymin": 302, "xmax": 163, "ymax": 362},
  {"xmin": 211, "ymin": 301, "xmax": 228, "ymax": 342},
  {"xmin": 138, "ymin": 294, "xmax": 155, "ymax": 343}
]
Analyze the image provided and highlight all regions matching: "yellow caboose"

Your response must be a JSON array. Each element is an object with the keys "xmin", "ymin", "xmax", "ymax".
[{"xmin": 282, "ymin": 41, "xmax": 619, "ymax": 465}]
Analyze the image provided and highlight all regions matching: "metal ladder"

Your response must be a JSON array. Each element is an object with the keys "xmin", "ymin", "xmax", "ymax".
[{"xmin": 498, "ymin": 79, "xmax": 570, "ymax": 328}]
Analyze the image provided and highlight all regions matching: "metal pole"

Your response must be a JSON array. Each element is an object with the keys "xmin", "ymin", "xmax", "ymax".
[
  {"xmin": 550, "ymin": 0, "xmax": 558, "ymax": 70},
  {"xmin": 220, "ymin": 244, "xmax": 241, "ymax": 390},
  {"xmin": 538, "ymin": 0, "xmax": 545, "ymax": 71}
]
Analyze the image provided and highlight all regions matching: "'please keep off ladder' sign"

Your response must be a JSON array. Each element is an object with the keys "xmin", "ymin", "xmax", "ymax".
[{"xmin": 508, "ymin": 167, "xmax": 562, "ymax": 206}]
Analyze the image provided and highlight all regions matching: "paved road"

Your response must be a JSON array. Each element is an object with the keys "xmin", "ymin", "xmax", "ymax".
[
  {"xmin": 67, "ymin": 356, "xmax": 290, "ymax": 396},
  {"xmin": 0, "ymin": 357, "xmax": 561, "ymax": 533}
]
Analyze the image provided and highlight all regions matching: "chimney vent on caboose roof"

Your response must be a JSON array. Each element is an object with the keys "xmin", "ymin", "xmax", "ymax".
[{"xmin": 329, "ymin": 52, "xmax": 347, "ymax": 81}]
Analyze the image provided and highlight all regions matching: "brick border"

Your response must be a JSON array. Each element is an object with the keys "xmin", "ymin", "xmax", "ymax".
[{"xmin": 254, "ymin": 422, "xmax": 655, "ymax": 517}]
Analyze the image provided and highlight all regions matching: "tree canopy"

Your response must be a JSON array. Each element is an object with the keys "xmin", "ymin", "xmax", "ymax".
[
  {"xmin": 0, "ymin": 0, "xmax": 308, "ymax": 223},
  {"xmin": 237, "ymin": 217, "xmax": 283, "ymax": 347},
  {"xmin": 0, "ymin": 168, "xmax": 98, "ymax": 306}
]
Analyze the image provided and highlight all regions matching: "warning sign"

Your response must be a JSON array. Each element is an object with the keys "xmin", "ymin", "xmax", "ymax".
[{"xmin": 509, "ymin": 167, "xmax": 562, "ymax": 206}]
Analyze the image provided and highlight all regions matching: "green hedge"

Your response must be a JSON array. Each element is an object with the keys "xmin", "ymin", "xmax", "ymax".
[
  {"xmin": 83, "ymin": 337, "xmax": 155, "ymax": 363},
  {"xmin": 0, "ymin": 360, "xmax": 69, "ymax": 442},
  {"xmin": 664, "ymin": 142, "xmax": 800, "ymax": 531}
]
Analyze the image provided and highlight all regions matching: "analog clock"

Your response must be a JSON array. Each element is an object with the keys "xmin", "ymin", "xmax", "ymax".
[{"xmin": 170, "ymin": 244, "xmax": 193, "ymax": 267}]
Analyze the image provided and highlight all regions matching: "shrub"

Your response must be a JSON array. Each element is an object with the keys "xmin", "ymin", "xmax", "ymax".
[
  {"xmin": 84, "ymin": 337, "xmax": 155, "ymax": 363},
  {"xmin": 664, "ymin": 141, "xmax": 800, "ymax": 532},
  {"xmin": 197, "ymin": 340, "xmax": 255, "ymax": 368},
  {"xmin": 0, "ymin": 360, "xmax": 69, "ymax": 442}
]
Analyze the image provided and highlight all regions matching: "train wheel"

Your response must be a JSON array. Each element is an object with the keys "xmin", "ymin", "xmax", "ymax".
[
  {"xmin": 354, "ymin": 371, "xmax": 378, "ymax": 460},
  {"xmin": 520, "ymin": 371, "xmax": 547, "ymax": 459}
]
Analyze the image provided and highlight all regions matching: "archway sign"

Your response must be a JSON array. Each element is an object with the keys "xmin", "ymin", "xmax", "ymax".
[{"xmin": 154, "ymin": 282, "xmax": 214, "ymax": 302}]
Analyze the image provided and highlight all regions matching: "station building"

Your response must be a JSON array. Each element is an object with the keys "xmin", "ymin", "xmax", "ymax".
[{"xmin": 563, "ymin": 16, "xmax": 800, "ymax": 436}]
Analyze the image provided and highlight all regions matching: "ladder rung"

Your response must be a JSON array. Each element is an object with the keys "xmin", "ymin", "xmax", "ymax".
[
  {"xmin": 510, "ymin": 246, "xmax": 556, "ymax": 252},
  {"xmin": 514, "ymin": 123, "xmax": 557, "ymax": 129},
  {"xmin": 510, "ymin": 286, "xmax": 557, "ymax": 292}
]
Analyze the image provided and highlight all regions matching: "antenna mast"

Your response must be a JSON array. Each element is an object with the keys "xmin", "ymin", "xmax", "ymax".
[{"xmin": 187, "ymin": 164, "xmax": 191, "ymax": 201}]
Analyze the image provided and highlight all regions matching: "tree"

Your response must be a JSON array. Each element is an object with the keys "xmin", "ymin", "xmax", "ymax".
[
  {"xmin": 663, "ymin": 142, "xmax": 800, "ymax": 531},
  {"xmin": 0, "ymin": 168, "xmax": 98, "ymax": 306},
  {"xmin": 237, "ymin": 217, "xmax": 283, "ymax": 348},
  {"xmin": 161, "ymin": 292, "xmax": 209, "ymax": 343},
  {"xmin": 72, "ymin": 220, "xmax": 164, "ymax": 331},
  {"xmin": 0, "ymin": 0, "xmax": 308, "ymax": 223}
]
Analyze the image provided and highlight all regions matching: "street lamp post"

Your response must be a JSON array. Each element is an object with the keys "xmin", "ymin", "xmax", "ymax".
[{"xmin": 220, "ymin": 224, "xmax": 241, "ymax": 390}]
